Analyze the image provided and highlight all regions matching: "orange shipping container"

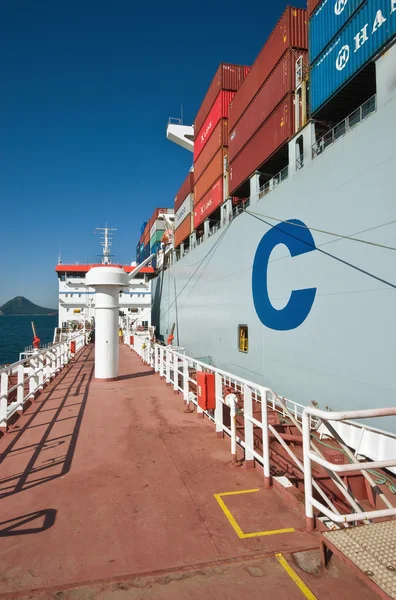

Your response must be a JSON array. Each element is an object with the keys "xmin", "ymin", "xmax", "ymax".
[
  {"xmin": 229, "ymin": 50, "xmax": 307, "ymax": 162},
  {"xmin": 194, "ymin": 63, "xmax": 249, "ymax": 135},
  {"xmin": 194, "ymin": 147, "xmax": 226, "ymax": 205},
  {"xmin": 194, "ymin": 119, "xmax": 228, "ymax": 182},
  {"xmin": 229, "ymin": 96, "xmax": 294, "ymax": 196},
  {"xmin": 229, "ymin": 7, "xmax": 307, "ymax": 131},
  {"xmin": 174, "ymin": 215, "xmax": 192, "ymax": 249}
]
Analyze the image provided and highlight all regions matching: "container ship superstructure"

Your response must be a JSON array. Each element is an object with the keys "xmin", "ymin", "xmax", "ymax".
[{"xmin": 137, "ymin": 1, "xmax": 396, "ymax": 430}]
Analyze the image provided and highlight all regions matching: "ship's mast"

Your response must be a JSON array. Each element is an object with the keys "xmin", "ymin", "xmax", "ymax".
[{"xmin": 95, "ymin": 225, "xmax": 117, "ymax": 264}]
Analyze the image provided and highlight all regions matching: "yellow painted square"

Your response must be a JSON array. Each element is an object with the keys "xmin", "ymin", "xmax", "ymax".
[{"xmin": 214, "ymin": 488, "xmax": 295, "ymax": 538}]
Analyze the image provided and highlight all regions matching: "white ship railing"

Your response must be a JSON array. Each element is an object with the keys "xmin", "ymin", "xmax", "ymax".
[
  {"xmin": 127, "ymin": 336, "xmax": 396, "ymax": 529},
  {"xmin": 312, "ymin": 95, "xmax": 376, "ymax": 159},
  {"xmin": 0, "ymin": 333, "xmax": 86, "ymax": 431},
  {"xmin": 303, "ymin": 406, "xmax": 396, "ymax": 529}
]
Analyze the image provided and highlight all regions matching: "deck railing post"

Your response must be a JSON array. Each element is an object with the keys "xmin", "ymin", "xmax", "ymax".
[
  {"xmin": 0, "ymin": 372, "xmax": 9, "ymax": 431},
  {"xmin": 173, "ymin": 352, "xmax": 178, "ymax": 392},
  {"xmin": 302, "ymin": 409, "xmax": 315, "ymax": 531},
  {"xmin": 183, "ymin": 358, "xmax": 189, "ymax": 402},
  {"xmin": 215, "ymin": 372, "xmax": 223, "ymax": 437},
  {"xmin": 17, "ymin": 364, "xmax": 25, "ymax": 412},
  {"xmin": 196, "ymin": 364, "xmax": 203, "ymax": 416},
  {"xmin": 165, "ymin": 349, "xmax": 171, "ymax": 383},
  {"xmin": 260, "ymin": 387, "xmax": 271, "ymax": 488},
  {"xmin": 159, "ymin": 347, "xmax": 164, "ymax": 378},
  {"xmin": 38, "ymin": 354, "xmax": 45, "ymax": 389},
  {"xmin": 29, "ymin": 355, "xmax": 38, "ymax": 398},
  {"xmin": 243, "ymin": 384, "xmax": 254, "ymax": 468},
  {"xmin": 154, "ymin": 346, "xmax": 159, "ymax": 372}
]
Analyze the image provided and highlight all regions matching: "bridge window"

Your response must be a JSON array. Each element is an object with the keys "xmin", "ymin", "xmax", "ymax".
[{"xmin": 238, "ymin": 325, "xmax": 248, "ymax": 353}]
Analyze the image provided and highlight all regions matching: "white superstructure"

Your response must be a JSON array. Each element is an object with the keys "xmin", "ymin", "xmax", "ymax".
[{"xmin": 56, "ymin": 227, "xmax": 153, "ymax": 331}]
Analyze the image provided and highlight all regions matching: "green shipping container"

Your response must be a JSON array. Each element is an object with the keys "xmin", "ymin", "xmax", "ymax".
[{"xmin": 150, "ymin": 229, "xmax": 164, "ymax": 248}]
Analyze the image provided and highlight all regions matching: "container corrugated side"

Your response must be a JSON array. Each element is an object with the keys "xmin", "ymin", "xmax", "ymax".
[
  {"xmin": 194, "ymin": 178, "xmax": 223, "ymax": 228},
  {"xmin": 194, "ymin": 147, "xmax": 226, "ymax": 205},
  {"xmin": 310, "ymin": 0, "xmax": 396, "ymax": 114},
  {"xmin": 229, "ymin": 7, "xmax": 307, "ymax": 131},
  {"xmin": 150, "ymin": 230, "xmax": 163, "ymax": 247},
  {"xmin": 194, "ymin": 63, "xmax": 248, "ymax": 135},
  {"xmin": 174, "ymin": 215, "xmax": 192, "ymax": 248},
  {"xmin": 174, "ymin": 193, "xmax": 192, "ymax": 229},
  {"xmin": 194, "ymin": 119, "xmax": 228, "ymax": 182},
  {"xmin": 229, "ymin": 96, "xmax": 294, "ymax": 195},
  {"xmin": 174, "ymin": 171, "xmax": 194, "ymax": 213},
  {"xmin": 308, "ymin": 0, "xmax": 323, "ymax": 18},
  {"xmin": 194, "ymin": 91, "xmax": 234, "ymax": 161},
  {"xmin": 229, "ymin": 50, "xmax": 306, "ymax": 162},
  {"xmin": 309, "ymin": 0, "xmax": 365, "ymax": 63}
]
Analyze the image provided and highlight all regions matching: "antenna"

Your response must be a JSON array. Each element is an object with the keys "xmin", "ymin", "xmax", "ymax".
[
  {"xmin": 58, "ymin": 246, "xmax": 62, "ymax": 265},
  {"xmin": 95, "ymin": 225, "xmax": 117, "ymax": 264}
]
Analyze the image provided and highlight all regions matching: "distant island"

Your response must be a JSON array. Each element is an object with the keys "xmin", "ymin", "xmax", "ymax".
[{"xmin": 0, "ymin": 296, "xmax": 58, "ymax": 316}]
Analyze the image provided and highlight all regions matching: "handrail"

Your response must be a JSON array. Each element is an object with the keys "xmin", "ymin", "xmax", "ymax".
[
  {"xmin": 302, "ymin": 405, "xmax": 396, "ymax": 530},
  {"xmin": 127, "ymin": 336, "xmax": 396, "ymax": 515},
  {"xmin": 0, "ymin": 332, "xmax": 86, "ymax": 431},
  {"xmin": 312, "ymin": 95, "xmax": 376, "ymax": 159}
]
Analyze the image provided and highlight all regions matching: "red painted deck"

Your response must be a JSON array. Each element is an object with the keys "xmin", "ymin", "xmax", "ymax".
[{"xmin": 0, "ymin": 345, "xmax": 378, "ymax": 599}]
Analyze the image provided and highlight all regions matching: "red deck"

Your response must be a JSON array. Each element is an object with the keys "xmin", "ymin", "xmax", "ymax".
[{"xmin": 0, "ymin": 345, "xmax": 379, "ymax": 599}]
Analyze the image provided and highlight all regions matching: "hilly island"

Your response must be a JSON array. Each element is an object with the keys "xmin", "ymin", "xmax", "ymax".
[{"xmin": 0, "ymin": 296, "xmax": 58, "ymax": 316}]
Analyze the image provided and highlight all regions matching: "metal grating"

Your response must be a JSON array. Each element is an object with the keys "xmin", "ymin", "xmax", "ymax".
[{"xmin": 324, "ymin": 521, "xmax": 396, "ymax": 599}]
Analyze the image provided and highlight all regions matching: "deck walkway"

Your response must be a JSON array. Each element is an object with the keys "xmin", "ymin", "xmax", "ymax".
[{"xmin": 0, "ymin": 345, "xmax": 379, "ymax": 599}]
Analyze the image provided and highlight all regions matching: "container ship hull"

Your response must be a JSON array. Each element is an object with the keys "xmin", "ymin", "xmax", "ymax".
[{"xmin": 152, "ymin": 86, "xmax": 396, "ymax": 431}]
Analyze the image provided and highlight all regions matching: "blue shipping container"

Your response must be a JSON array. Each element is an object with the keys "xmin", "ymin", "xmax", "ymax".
[
  {"xmin": 140, "ymin": 243, "xmax": 150, "ymax": 261},
  {"xmin": 140, "ymin": 221, "xmax": 148, "ymax": 235},
  {"xmin": 310, "ymin": 0, "xmax": 396, "ymax": 114},
  {"xmin": 309, "ymin": 0, "xmax": 366, "ymax": 63}
]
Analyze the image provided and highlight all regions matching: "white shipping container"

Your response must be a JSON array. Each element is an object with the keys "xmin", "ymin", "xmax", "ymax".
[{"xmin": 175, "ymin": 194, "xmax": 192, "ymax": 228}]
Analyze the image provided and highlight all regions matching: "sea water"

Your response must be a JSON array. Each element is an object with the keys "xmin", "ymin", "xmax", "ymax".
[{"xmin": 0, "ymin": 315, "xmax": 58, "ymax": 365}]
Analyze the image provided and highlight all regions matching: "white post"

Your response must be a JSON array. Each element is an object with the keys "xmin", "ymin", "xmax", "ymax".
[
  {"xmin": 230, "ymin": 397, "xmax": 237, "ymax": 463},
  {"xmin": 243, "ymin": 384, "xmax": 254, "ymax": 468},
  {"xmin": 249, "ymin": 171, "xmax": 261, "ymax": 205},
  {"xmin": 215, "ymin": 372, "xmax": 223, "ymax": 437},
  {"xmin": 204, "ymin": 219, "xmax": 210, "ymax": 240},
  {"xmin": 261, "ymin": 388, "xmax": 271, "ymax": 488},
  {"xmin": 86, "ymin": 266, "xmax": 128, "ymax": 380},
  {"xmin": 0, "ymin": 372, "xmax": 8, "ymax": 431},
  {"xmin": 17, "ymin": 364, "xmax": 24, "ymax": 412},
  {"xmin": 183, "ymin": 358, "xmax": 189, "ymax": 402},
  {"xmin": 173, "ymin": 352, "xmax": 178, "ymax": 392},
  {"xmin": 196, "ymin": 364, "xmax": 203, "ymax": 416},
  {"xmin": 302, "ymin": 410, "xmax": 315, "ymax": 531},
  {"xmin": 38, "ymin": 354, "xmax": 44, "ymax": 389},
  {"xmin": 159, "ymin": 347, "xmax": 165, "ymax": 378},
  {"xmin": 165, "ymin": 349, "xmax": 171, "ymax": 383},
  {"xmin": 154, "ymin": 346, "xmax": 159, "ymax": 372}
]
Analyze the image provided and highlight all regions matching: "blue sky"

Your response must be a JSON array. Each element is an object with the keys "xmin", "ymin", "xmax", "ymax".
[{"xmin": 0, "ymin": 0, "xmax": 306, "ymax": 308}]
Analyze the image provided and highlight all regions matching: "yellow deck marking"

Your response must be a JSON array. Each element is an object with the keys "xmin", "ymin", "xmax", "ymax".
[
  {"xmin": 214, "ymin": 489, "xmax": 295, "ymax": 539},
  {"xmin": 275, "ymin": 553, "xmax": 318, "ymax": 600}
]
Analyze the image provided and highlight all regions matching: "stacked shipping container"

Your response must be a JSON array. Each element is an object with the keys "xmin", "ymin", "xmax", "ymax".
[
  {"xmin": 136, "ymin": 208, "xmax": 174, "ymax": 263},
  {"xmin": 193, "ymin": 63, "xmax": 249, "ymax": 229},
  {"xmin": 228, "ymin": 6, "xmax": 307, "ymax": 195},
  {"xmin": 174, "ymin": 171, "xmax": 194, "ymax": 248},
  {"xmin": 309, "ymin": 0, "xmax": 396, "ymax": 114}
]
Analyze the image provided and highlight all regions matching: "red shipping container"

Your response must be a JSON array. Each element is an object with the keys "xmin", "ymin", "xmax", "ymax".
[
  {"xmin": 197, "ymin": 372, "xmax": 216, "ymax": 411},
  {"xmin": 194, "ymin": 63, "xmax": 249, "ymax": 136},
  {"xmin": 194, "ymin": 91, "xmax": 235, "ymax": 161},
  {"xmin": 229, "ymin": 95, "xmax": 294, "ymax": 196},
  {"xmin": 194, "ymin": 178, "xmax": 223, "ymax": 229},
  {"xmin": 307, "ymin": 0, "xmax": 322, "ymax": 17},
  {"xmin": 229, "ymin": 7, "xmax": 307, "ymax": 131},
  {"xmin": 194, "ymin": 147, "xmax": 226, "ymax": 205},
  {"xmin": 174, "ymin": 215, "xmax": 192, "ymax": 248},
  {"xmin": 149, "ymin": 207, "xmax": 171, "ymax": 229},
  {"xmin": 194, "ymin": 119, "xmax": 228, "ymax": 182},
  {"xmin": 229, "ymin": 50, "xmax": 306, "ymax": 162},
  {"xmin": 174, "ymin": 171, "xmax": 194, "ymax": 213}
]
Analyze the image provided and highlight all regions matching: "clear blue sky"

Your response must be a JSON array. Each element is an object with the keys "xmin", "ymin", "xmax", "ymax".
[{"xmin": 0, "ymin": 0, "xmax": 306, "ymax": 308}]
